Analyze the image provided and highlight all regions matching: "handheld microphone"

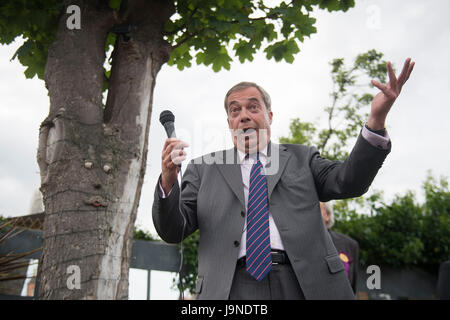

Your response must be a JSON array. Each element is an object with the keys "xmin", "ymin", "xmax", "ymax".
[
  {"xmin": 159, "ymin": 110, "xmax": 181, "ymax": 168},
  {"xmin": 159, "ymin": 109, "xmax": 186, "ymax": 300},
  {"xmin": 159, "ymin": 110, "xmax": 177, "ymax": 138}
]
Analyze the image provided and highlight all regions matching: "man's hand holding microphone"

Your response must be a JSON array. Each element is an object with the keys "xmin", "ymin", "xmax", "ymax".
[{"xmin": 159, "ymin": 110, "xmax": 189, "ymax": 195}]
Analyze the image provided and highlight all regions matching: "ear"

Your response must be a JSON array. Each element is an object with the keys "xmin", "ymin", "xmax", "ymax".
[{"xmin": 268, "ymin": 111, "xmax": 273, "ymax": 125}]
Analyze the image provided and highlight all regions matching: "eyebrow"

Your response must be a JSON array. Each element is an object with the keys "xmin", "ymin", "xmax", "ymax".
[{"xmin": 228, "ymin": 97, "xmax": 261, "ymax": 108}]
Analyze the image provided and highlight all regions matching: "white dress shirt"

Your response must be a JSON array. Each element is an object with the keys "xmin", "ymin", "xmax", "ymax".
[{"xmin": 236, "ymin": 145, "xmax": 285, "ymax": 259}]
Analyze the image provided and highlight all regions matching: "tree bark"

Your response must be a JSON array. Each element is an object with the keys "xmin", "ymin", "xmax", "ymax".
[{"xmin": 37, "ymin": 0, "xmax": 173, "ymax": 299}]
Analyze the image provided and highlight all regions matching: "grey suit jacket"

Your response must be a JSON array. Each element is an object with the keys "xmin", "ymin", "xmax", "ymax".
[{"xmin": 152, "ymin": 133, "xmax": 390, "ymax": 299}]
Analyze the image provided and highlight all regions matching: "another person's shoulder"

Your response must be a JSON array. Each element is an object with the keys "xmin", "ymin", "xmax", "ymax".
[{"xmin": 330, "ymin": 230, "xmax": 358, "ymax": 247}]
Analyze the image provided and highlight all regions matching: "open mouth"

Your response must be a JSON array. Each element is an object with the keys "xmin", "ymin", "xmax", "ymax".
[{"xmin": 241, "ymin": 128, "xmax": 257, "ymax": 136}]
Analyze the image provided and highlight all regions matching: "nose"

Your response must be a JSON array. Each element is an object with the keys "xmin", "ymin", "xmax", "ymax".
[{"xmin": 239, "ymin": 108, "xmax": 251, "ymax": 123}]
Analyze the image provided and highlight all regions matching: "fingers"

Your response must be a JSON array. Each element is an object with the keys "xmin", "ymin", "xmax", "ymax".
[
  {"xmin": 387, "ymin": 61, "xmax": 398, "ymax": 92},
  {"xmin": 371, "ymin": 80, "xmax": 387, "ymax": 92},
  {"xmin": 373, "ymin": 58, "xmax": 415, "ymax": 95},
  {"xmin": 406, "ymin": 61, "xmax": 415, "ymax": 82},
  {"xmin": 163, "ymin": 138, "xmax": 189, "ymax": 152},
  {"xmin": 398, "ymin": 58, "xmax": 416, "ymax": 85},
  {"xmin": 166, "ymin": 148, "xmax": 187, "ymax": 166},
  {"xmin": 162, "ymin": 138, "xmax": 189, "ymax": 169},
  {"xmin": 397, "ymin": 58, "xmax": 411, "ymax": 85}
]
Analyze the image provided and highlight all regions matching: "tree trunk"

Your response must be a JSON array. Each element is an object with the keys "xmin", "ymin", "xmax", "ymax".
[{"xmin": 37, "ymin": 0, "xmax": 173, "ymax": 299}]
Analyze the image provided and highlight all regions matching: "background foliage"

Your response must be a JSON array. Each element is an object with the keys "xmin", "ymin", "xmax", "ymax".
[
  {"xmin": 279, "ymin": 49, "xmax": 387, "ymax": 160},
  {"xmin": 0, "ymin": 0, "xmax": 355, "ymax": 80},
  {"xmin": 333, "ymin": 174, "xmax": 450, "ymax": 273}
]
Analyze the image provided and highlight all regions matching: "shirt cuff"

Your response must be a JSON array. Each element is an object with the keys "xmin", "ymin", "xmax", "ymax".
[
  {"xmin": 158, "ymin": 177, "xmax": 173, "ymax": 198},
  {"xmin": 361, "ymin": 126, "xmax": 390, "ymax": 150}
]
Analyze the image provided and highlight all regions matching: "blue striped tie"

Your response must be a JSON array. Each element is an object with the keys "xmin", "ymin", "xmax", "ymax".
[{"xmin": 246, "ymin": 156, "xmax": 272, "ymax": 281}]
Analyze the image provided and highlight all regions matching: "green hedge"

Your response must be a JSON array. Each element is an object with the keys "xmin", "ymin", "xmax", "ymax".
[{"xmin": 333, "ymin": 174, "xmax": 450, "ymax": 272}]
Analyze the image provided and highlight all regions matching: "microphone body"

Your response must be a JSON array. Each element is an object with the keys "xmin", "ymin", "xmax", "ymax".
[{"xmin": 163, "ymin": 121, "xmax": 176, "ymax": 138}]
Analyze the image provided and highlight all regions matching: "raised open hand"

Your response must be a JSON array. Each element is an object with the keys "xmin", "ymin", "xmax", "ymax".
[{"xmin": 367, "ymin": 58, "xmax": 415, "ymax": 130}]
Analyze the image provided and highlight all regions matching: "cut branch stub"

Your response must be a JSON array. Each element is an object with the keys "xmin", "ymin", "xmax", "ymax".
[
  {"xmin": 103, "ymin": 164, "xmax": 112, "ymax": 173},
  {"xmin": 84, "ymin": 160, "xmax": 94, "ymax": 169},
  {"xmin": 84, "ymin": 195, "xmax": 108, "ymax": 208}
]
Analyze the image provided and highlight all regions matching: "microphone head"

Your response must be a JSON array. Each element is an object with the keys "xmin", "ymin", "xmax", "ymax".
[{"xmin": 159, "ymin": 110, "xmax": 175, "ymax": 125}]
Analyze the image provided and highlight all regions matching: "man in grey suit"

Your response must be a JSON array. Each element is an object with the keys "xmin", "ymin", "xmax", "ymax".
[{"xmin": 153, "ymin": 58, "xmax": 414, "ymax": 299}]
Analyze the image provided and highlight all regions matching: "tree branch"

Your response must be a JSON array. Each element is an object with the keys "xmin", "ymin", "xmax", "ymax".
[
  {"xmin": 171, "ymin": 31, "xmax": 196, "ymax": 50},
  {"xmin": 319, "ymin": 84, "xmax": 338, "ymax": 152},
  {"xmin": 164, "ymin": 6, "xmax": 199, "ymax": 37},
  {"xmin": 169, "ymin": 9, "xmax": 279, "ymax": 50}
]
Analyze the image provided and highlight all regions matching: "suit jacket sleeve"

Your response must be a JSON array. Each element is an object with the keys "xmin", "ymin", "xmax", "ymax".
[
  {"xmin": 152, "ymin": 162, "xmax": 200, "ymax": 244},
  {"xmin": 309, "ymin": 132, "xmax": 391, "ymax": 202}
]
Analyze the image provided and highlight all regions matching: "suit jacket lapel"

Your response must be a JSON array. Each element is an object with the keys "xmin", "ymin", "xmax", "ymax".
[
  {"xmin": 265, "ymin": 142, "xmax": 290, "ymax": 200},
  {"xmin": 214, "ymin": 148, "xmax": 246, "ymax": 209},
  {"xmin": 214, "ymin": 143, "xmax": 290, "ymax": 207}
]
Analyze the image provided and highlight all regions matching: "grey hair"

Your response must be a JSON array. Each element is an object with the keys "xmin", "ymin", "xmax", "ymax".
[
  {"xmin": 224, "ymin": 82, "xmax": 272, "ymax": 113},
  {"xmin": 323, "ymin": 201, "xmax": 335, "ymax": 229}
]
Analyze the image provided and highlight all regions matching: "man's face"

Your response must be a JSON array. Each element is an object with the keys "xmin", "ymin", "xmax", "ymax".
[{"xmin": 226, "ymin": 87, "xmax": 273, "ymax": 153}]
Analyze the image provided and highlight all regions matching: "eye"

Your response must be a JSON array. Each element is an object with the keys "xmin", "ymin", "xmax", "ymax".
[
  {"xmin": 249, "ymin": 104, "xmax": 259, "ymax": 111},
  {"xmin": 229, "ymin": 105, "xmax": 240, "ymax": 114}
]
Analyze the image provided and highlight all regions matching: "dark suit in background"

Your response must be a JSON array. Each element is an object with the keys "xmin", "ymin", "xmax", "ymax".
[{"xmin": 328, "ymin": 229, "xmax": 359, "ymax": 293}]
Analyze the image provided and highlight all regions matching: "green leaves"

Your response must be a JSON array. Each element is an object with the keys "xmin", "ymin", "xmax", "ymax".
[
  {"xmin": 314, "ymin": 0, "xmax": 355, "ymax": 12},
  {"xmin": 333, "ymin": 175, "xmax": 450, "ymax": 269},
  {"xmin": 280, "ymin": 50, "xmax": 387, "ymax": 161},
  {"xmin": 175, "ymin": 230, "xmax": 200, "ymax": 295},
  {"xmin": 279, "ymin": 118, "xmax": 317, "ymax": 146},
  {"xmin": 233, "ymin": 40, "xmax": 256, "ymax": 63},
  {"xmin": 196, "ymin": 45, "xmax": 232, "ymax": 72},
  {"xmin": 264, "ymin": 38, "xmax": 300, "ymax": 63},
  {"xmin": 355, "ymin": 49, "xmax": 388, "ymax": 83},
  {"xmin": 108, "ymin": 0, "xmax": 122, "ymax": 12},
  {"xmin": 169, "ymin": 38, "xmax": 233, "ymax": 72},
  {"xmin": 0, "ymin": 0, "xmax": 62, "ymax": 79},
  {"xmin": 198, "ymin": 38, "xmax": 230, "ymax": 70},
  {"xmin": 1, "ymin": 0, "xmax": 356, "ymax": 78},
  {"xmin": 168, "ymin": 43, "xmax": 193, "ymax": 71},
  {"xmin": 421, "ymin": 173, "xmax": 450, "ymax": 266},
  {"xmin": 166, "ymin": 0, "xmax": 355, "ymax": 72}
]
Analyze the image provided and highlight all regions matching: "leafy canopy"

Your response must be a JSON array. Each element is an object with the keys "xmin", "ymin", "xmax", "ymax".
[
  {"xmin": 166, "ymin": 0, "xmax": 355, "ymax": 71},
  {"xmin": 0, "ymin": 0, "xmax": 355, "ymax": 79},
  {"xmin": 0, "ymin": 0, "xmax": 61, "ymax": 79}
]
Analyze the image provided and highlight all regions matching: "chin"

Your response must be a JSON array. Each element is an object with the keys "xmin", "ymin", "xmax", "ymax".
[{"xmin": 233, "ymin": 132, "xmax": 267, "ymax": 153}]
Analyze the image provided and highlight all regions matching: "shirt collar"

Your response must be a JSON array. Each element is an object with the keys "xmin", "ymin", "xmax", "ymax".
[{"xmin": 237, "ymin": 143, "xmax": 269, "ymax": 163}]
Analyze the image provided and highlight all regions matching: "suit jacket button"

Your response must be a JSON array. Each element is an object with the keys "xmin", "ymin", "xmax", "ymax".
[
  {"xmin": 241, "ymin": 211, "xmax": 245, "ymax": 217},
  {"xmin": 234, "ymin": 241, "xmax": 240, "ymax": 247}
]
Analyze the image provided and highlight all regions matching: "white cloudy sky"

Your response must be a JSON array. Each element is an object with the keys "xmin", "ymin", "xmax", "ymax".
[{"xmin": 1, "ymin": 0, "xmax": 449, "ymax": 299}]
